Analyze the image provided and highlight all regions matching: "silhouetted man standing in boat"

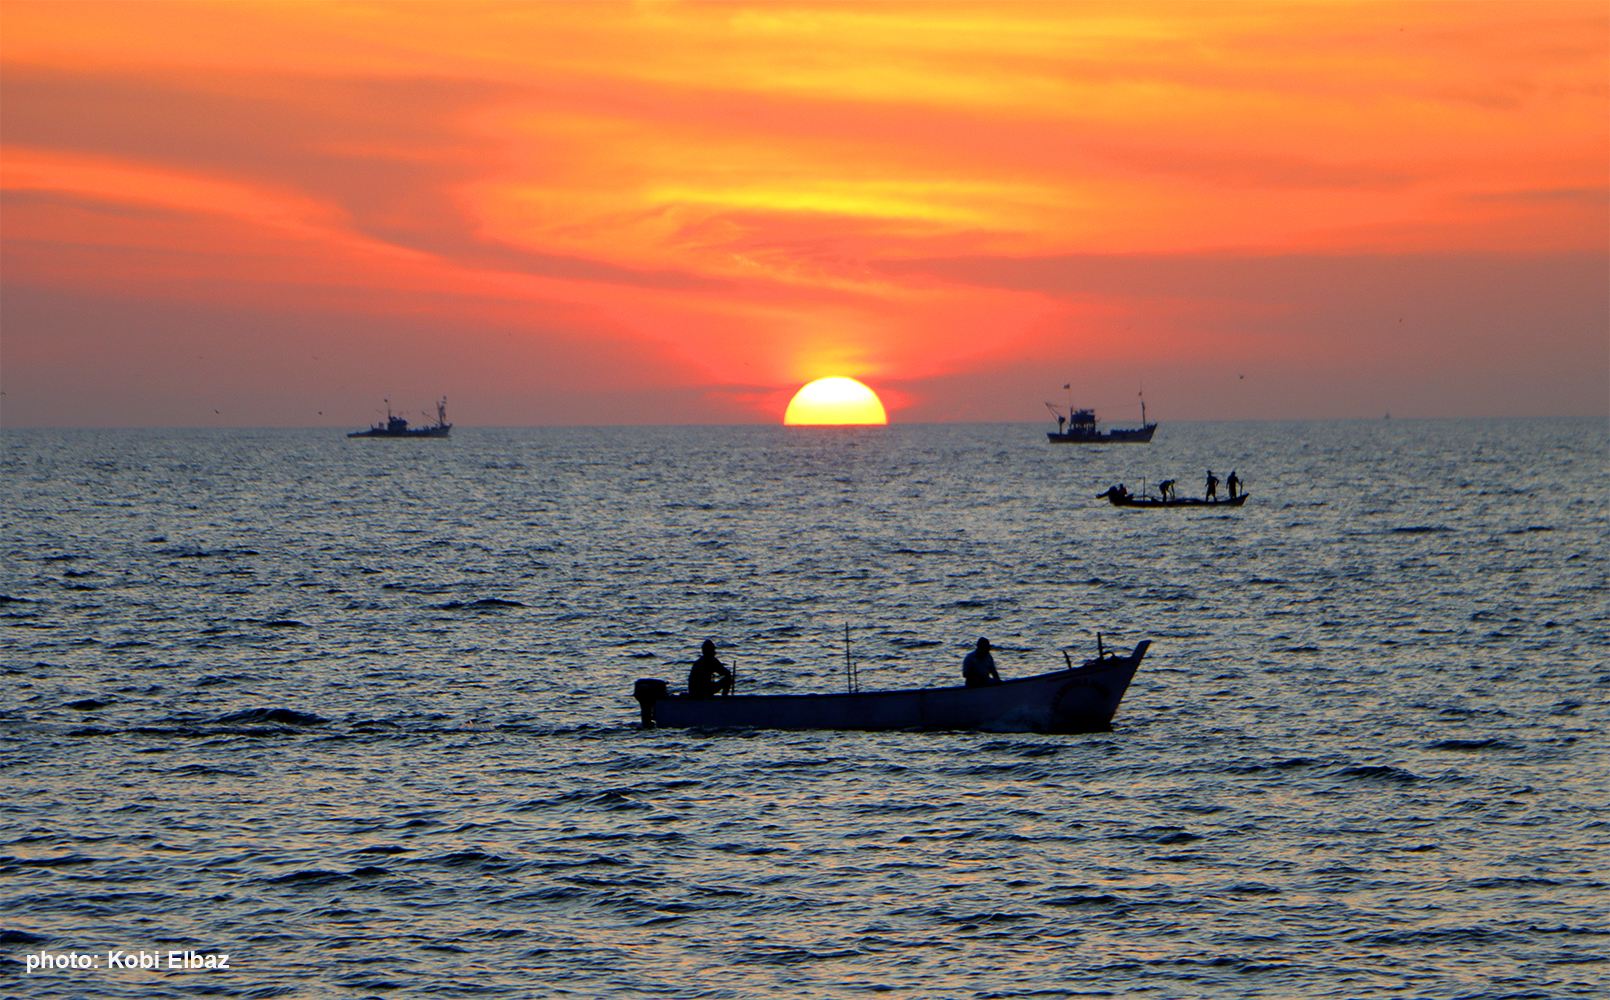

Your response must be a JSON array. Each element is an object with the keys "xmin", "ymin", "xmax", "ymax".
[
  {"xmin": 1227, "ymin": 471, "xmax": 1240, "ymax": 500},
  {"xmin": 963, "ymin": 638, "xmax": 1001, "ymax": 687},
  {"xmin": 1205, "ymin": 470, "xmax": 1219, "ymax": 501},
  {"xmin": 688, "ymin": 640, "xmax": 733, "ymax": 698},
  {"xmin": 1159, "ymin": 479, "xmax": 1176, "ymax": 501}
]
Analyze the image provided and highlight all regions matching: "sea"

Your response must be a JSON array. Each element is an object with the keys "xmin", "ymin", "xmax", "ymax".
[{"xmin": 2, "ymin": 419, "xmax": 1606, "ymax": 1000}]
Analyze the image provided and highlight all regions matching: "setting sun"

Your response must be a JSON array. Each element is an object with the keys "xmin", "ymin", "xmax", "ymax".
[{"xmin": 784, "ymin": 377, "xmax": 888, "ymax": 426}]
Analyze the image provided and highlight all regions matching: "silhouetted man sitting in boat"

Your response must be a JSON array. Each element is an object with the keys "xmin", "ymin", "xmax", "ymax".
[
  {"xmin": 1227, "ymin": 471, "xmax": 1240, "ymax": 499},
  {"xmin": 688, "ymin": 639, "xmax": 733, "ymax": 698},
  {"xmin": 1205, "ymin": 470, "xmax": 1219, "ymax": 501},
  {"xmin": 963, "ymin": 638, "xmax": 1002, "ymax": 687}
]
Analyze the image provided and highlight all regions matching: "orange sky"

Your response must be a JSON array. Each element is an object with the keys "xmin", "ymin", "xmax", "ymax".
[{"xmin": 2, "ymin": 1, "xmax": 1605, "ymax": 426}]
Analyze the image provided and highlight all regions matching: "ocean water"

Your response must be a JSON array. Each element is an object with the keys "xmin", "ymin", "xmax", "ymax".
[{"xmin": 2, "ymin": 419, "xmax": 1606, "ymax": 999}]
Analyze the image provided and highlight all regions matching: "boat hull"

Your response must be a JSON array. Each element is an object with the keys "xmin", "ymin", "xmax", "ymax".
[
  {"xmin": 638, "ymin": 641, "xmax": 1149, "ymax": 734},
  {"xmin": 347, "ymin": 425, "xmax": 452, "ymax": 438},
  {"xmin": 1104, "ymin": 492, "xmax": 1247, "ymax": 508},
  {"xmin": 1047, "ymin": 423, "xmax": 1157, "ymax": 443}
]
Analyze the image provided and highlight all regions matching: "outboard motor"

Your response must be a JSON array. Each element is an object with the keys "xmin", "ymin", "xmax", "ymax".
[{"xmin": 633, "ymin": 679, "xmax": 670, "ymax": 729}]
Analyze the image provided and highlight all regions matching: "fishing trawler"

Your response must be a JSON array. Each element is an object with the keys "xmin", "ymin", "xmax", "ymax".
[
  {"xmin": 1043, "ymin": 384, "xmax": 1159, "ymax": 441},
  {"xmin": 1046, "ymin": 395, "xmax": 1156, "ymax": 443},
  {"xmin": 348, "ymin": 397, "xmax": 452, "ymax": 438}
]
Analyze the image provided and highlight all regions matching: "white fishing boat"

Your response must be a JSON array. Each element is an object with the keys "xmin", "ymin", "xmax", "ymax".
[{"xmin": 632, "ymin": 640, "xmax": 1150, "ymax": 734}]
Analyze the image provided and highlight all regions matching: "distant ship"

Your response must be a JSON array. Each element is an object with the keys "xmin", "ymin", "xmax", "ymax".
[
  {"xmin": 1046, "ymin": 399, "xmax": 1156, "ymax": 443},
  {"xmin": 348, "ymin": 397, "xmax": 452, "ymax": 438}
]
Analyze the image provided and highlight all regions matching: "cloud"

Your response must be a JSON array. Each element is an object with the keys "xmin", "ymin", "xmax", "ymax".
[
  {"xmin": 1090, "ymin": 147, "xmax": 1422, "ymax": 191},
  {"xmin": 1, "ymin": 66, "xmax": 721, "ymax": 289},
  {"xmin": 874, "ymin": 249, "xmax": 1608, "ymax": 306},
  {"xmin": 2, "ymin": 3, "xmax": 1605, "ymax": 424},
  {"xmin": 1463, "ymin": 187, "xmax": 1609, "ymax": 205}
]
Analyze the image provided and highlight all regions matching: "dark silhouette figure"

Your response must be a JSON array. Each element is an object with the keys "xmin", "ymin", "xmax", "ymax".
[
  {"xmin": 687, "ymin": 639, "xmax": 733, "ymax": 698},
  {"xmin": 1205, "ymin": 470, "xmax": 1219, "ymax": 501},
  {"xmin": 1227, "ymin": 471, "xmax": 1240, "ymax": 500},
  {"xmin": 963, "ymin": 637, "xmax": 1002, "ymax": 687},
  {"xmin": 1158, "ymin": 479, "xmax": 1176, "ymax": 501}
]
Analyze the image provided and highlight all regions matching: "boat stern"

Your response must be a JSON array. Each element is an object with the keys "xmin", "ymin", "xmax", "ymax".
[{"xmin": 633, "ymin": 678, "xmax": 670, "ymax": 729}]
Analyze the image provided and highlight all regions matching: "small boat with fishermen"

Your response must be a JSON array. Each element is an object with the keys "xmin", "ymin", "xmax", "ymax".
[
  {"xmin": 348, "ymin": 397, "xmax": 452, "ymax": 438},
  {"xmin": 1099, "ymin": 485, "xmax": 1247, "ymax": 508},
  {"xmin": 632, "ymin": 638, "xmax": 1150, "ymax": 734},
  {"xmin": 1046, "ymin": 400, "xmax": 1156, "ymax": 443}
]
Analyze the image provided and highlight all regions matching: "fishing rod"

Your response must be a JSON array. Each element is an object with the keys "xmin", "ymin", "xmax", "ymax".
[
  {"xmin": 844, "ymin": 623, "xmax": 860, "ymax": 694},
  {"xmin": 844, "ymin": 623, "xmax": 852, "ymax": 693}
]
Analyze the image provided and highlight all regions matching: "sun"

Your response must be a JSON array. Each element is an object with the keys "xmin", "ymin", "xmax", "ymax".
[{"xmin": 784, "ymin": 377, "xmax": 888, "ymax": 426}]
